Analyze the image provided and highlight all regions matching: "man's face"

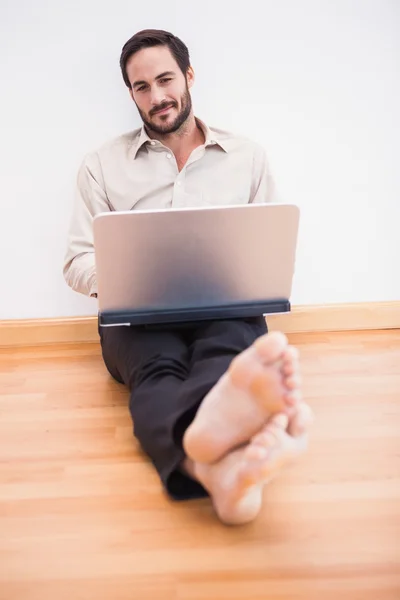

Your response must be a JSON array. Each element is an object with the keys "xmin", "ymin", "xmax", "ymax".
[{"xmin": 126, "ymin": 45, "xmax": 194, "ymax": 135}]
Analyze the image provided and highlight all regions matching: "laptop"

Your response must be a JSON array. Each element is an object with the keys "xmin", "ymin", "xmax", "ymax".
[{"xmin": 93, "ymin": 203, "xmax": 300, "ymax": 327}]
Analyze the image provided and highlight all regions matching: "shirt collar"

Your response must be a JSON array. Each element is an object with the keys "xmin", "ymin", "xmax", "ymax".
[
  {"xmin": 131, "ymin": 117, "xmax": 229, "ymax": 159},
  {"xmin": 196, "ymin": 118, "xmax": 230, "ymax": 153}
]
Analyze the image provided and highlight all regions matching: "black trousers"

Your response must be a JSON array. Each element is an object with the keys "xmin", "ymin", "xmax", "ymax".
[{"xmin": 99, "ymin": 317, "xmax": 268, "ymax": 500}]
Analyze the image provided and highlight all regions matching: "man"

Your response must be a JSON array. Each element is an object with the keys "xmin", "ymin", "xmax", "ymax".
[{"xmin": 64, "ymin": 29, "xmax": 312, "ymax": 525}]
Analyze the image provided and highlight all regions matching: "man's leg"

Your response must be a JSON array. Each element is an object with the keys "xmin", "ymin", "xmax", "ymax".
[
  {"xmin": 99, "ymin": 325, "xmax": 208, "ymax": 500},
  {"xmin": 99, "ymin": 320, "xmax": 311, "ymax": 524},
  {"xmin": 173, "ymin": 319, "xmax": 311, "ymax": 525}
]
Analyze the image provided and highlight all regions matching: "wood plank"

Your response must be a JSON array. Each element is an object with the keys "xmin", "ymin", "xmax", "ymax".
[{"xmin": 0, "ymin": 330, "xmax": 399, "ymax": 599}]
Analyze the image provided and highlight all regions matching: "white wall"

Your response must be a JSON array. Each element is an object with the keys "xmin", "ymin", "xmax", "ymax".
[{"xmin": 1, "ymin": 0, "xmax": 399, "ymax": 320}]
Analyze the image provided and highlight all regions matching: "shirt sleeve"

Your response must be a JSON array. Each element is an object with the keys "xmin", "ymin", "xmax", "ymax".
[
  {"xmin": 249, "ymin": 144, "xmax": 280, "ymax": 204},
  {"xmin": 63, "ymin": 152, "xmax": 110, "ymax": 297}
]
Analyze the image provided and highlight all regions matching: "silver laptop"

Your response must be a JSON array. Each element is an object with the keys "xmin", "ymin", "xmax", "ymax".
[{"xmin": 93, "ymin": 203, "xmax": 300, "ymax": 327}]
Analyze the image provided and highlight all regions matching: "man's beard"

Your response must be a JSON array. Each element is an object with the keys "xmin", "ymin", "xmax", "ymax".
[{"xmin": 138, "ymin": 88, "xmax": 192, "ymax": 136}]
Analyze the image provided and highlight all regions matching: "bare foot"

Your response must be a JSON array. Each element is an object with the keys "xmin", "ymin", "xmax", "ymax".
[
  {"xmin": 183, "ymin": 332, "xmax": 302, "ymax": 464},
  {"xmin": 189, "ymin": 410, "xmax": 311, "ymax": 525}
]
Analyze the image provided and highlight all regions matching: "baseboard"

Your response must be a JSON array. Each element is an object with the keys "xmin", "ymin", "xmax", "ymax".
[
  {"xmin": 0, "ymin": 316, "xmax": 98, "ymax": 348},
  {"xmin": 0, "ymin": 302, "xmax": 399, "ymax": 348},
  {"xmin": 268, "ymin": 301, "xmax": 400, "ymax": 335}
]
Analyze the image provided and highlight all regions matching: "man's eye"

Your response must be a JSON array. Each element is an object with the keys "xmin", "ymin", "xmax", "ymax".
[
  {"xmin": 137, "ymin": 86, "xmax": 146, "ymax": 92},
  {"xmin": 160, "ymin": 78, "xmax": 172, "ymax": 84}
]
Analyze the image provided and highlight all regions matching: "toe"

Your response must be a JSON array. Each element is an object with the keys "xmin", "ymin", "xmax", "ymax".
[
  {"xmin": 288, "ymin": 402, "xmax": 314, "ymax": 437},
  {"xmin": 245, "ymin": 443, "xmax": 270, "ymax": 461},
  {"xmin": 268, "ymin": 412, "xmax": 289, "ymax": 430},
  {"xmin": 282, "ymin": 346, "xmax": 299, "ymax": 363},
  {"xmin": 251, "ymin": 430, "xmax": 268, "ymax": 446},
  {"xmin": 254, "ymin": 332, "xmax": 288, "ymax": 364},
  {"xmin": 281, "ymin": 362, "xmax": 295, "ymax": 377},
  {"xmin": 284, "ymin": 389, "xmax": 302, "ymax": 406},
  {"xmin": 284, "ymin": 374, "xmax": 302, "ymax": 391},
  {"xmin": 252, "ymin": 413, "xmax": 289, "ymax": 447}
]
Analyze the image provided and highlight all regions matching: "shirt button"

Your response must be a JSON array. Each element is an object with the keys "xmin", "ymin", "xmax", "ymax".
[
  {"xmin": 166, "ymin": 153, "xmax": 172, "ymax": 159},
  {"xmin": 150, "ymin": 141, "xmax": 156, "ymax": 146}
]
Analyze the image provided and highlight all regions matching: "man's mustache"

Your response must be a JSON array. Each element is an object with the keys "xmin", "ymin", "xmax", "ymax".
[{"xmin": 149, "ymin": 102, "xmax": 177, "ymax": 117}]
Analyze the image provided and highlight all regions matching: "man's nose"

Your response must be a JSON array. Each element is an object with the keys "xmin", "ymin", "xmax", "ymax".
[{"xmin": 150, "ymin": 87, "xmax": 166, "ymax": 107}]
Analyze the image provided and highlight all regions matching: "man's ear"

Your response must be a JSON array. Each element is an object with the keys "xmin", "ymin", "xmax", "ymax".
[{"xmin": 186, "ymin": 66, "xmax": 195, "ymax": 89}]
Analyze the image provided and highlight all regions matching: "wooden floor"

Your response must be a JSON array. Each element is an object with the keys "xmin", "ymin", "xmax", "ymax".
[{"xmin": 0, "ymin": 330, "xmax": 399, "ymax": 600}]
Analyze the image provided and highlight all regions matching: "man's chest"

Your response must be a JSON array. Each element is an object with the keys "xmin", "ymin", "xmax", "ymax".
[{"xmin": 103, "ymin": 148, "xmax": 254, "ymax": 211}]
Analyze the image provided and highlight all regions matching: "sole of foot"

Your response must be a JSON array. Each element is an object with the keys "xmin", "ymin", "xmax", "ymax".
[
  {"xmin": 193, "ymin": 410, "xmax": 311, "ymax": 525},
  {"xmin": 183, "ymin": 331, "xmax": 302, "ymax": 464}
]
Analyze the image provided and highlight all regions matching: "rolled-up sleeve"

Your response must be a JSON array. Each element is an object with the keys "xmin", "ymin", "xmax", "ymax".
[
  {"xmin": 250, "ymin": 144, "xmax": 280, "ymax": 204},
  {"xmin": 63, "ymin": 153, "xmax": 110, "ymax": 296}
]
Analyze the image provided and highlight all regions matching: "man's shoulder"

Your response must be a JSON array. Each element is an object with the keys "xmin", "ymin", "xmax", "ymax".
[
  {"xmin": 98, "ymin": 128, "xmax": 142, "ymax": 158},
  {"xmin": 82, "ymin": 129, "xmax": 141, "ymax": 166},
  {"xmin": 209, "ymin": 125, "xmax": 266, "ymax": 155}
]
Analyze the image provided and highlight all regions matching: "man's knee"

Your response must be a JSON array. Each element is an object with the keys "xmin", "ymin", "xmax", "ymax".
[{"xmin": 134, "ymin": 354, "xmax": 188, "ymax": 386}]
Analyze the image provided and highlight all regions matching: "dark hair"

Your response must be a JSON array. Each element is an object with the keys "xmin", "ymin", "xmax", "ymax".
[{"xmin": 120, "ymin": 29, "xmax": 190, "ymax": 88}]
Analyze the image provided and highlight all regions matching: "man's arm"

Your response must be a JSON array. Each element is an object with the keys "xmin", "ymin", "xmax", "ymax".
[
  {"xmin": 249, "ymin": 144, "xmax": 280, "ymax": 204},
  {"xmin": 63, "ymin": 153, "xmax": 110, "ymax": 297}
]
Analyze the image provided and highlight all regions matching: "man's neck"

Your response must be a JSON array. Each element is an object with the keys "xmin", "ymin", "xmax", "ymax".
[{"xmin": 146, "ymin": 114, "xmax": 205, "ymax": 157}]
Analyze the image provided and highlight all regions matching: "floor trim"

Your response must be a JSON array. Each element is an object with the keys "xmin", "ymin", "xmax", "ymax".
[{"xmin": 0, "ymin": 301, "xmax": 399, "ymax": 348}]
